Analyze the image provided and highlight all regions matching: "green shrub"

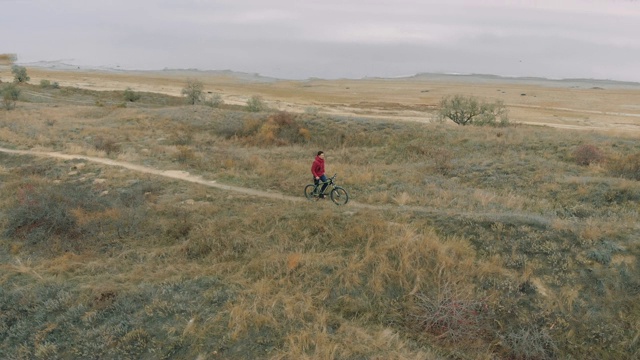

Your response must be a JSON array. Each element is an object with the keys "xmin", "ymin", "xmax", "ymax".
[
  {"xmin": 123, "ymin": 87, "xmax": 141, "ymax": 102},
  {"xmin": 204, "ymin": 93, "xmax": 223, "ymax": 108},
  {"xmin": 11, "ymin": 65, "xmax": 30, "ymax": 83},
  {"xmin": 587, "ymin": 241, "xmax": 623, "ymax": 266},
  {"xmin": 39, "ymin": 79, "xmax": 60, "ymax": 89},
  {"xmin": 246, "ymin": 95, "xmax": 267, "ymax": 112},
  {"xmin": 1, "ymin": 83, "xmax": 20, "ymax": 110},
  {"xmin": 181, "ymin": 79, "xmax": 204, "ymax": 105}
]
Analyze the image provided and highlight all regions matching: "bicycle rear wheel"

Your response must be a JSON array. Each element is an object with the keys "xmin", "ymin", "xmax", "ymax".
[
  {"xmin": 330, "ymin": 187, "xmax": 349, "ymax": 205},
  {"xmin": 304, "ymin": 184, "xmax": 317, "ymax": 200}
]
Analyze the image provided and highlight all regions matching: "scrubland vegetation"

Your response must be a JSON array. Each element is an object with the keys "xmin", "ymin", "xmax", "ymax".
[{"xmin": 0, "ymin": 81, "xmax": 639, "ymax": 359}]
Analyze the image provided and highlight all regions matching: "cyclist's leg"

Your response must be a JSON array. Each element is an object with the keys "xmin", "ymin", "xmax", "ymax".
[
  {"xmin": 319, "ymin": 174, "xmax": 328, "ymax": 195},
  {"xmin": 313, "ymin": 177, "xmax": 320, "ymax": 195}
]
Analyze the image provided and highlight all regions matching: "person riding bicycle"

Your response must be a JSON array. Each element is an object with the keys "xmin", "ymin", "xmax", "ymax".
[{"xmin": 311, "ymin": 151, "xmax": 328, "ymax": 198}]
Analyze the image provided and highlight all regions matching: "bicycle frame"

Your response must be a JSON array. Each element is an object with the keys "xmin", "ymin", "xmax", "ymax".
[
  {"xmin": 305, "ymin": 173, "xmax": 349, "ymax": 205},
  {"xmin": 312, "ymin": 174, "xmax": 337, "ymax": 195}
]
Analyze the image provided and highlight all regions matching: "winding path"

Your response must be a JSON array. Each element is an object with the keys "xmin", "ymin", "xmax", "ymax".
[
  {"xmin": 0, "ymin": 147, "xmax": 299, "ymax": 202},
  {"xmin": 0, "ymin": 147, "xmax": 553, "ymax": 227}
]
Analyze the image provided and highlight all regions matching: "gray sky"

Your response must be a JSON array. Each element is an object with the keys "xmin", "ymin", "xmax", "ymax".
[{"xmin": 2, "ymin": 0, "xmax": 640, "ymax": 81}]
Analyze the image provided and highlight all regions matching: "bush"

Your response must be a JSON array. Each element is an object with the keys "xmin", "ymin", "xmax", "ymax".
[
  {"xmin": 438, "ymin": 95, "xmax": 509, "ymax": 126},
  {"xmin": 123, "ymin": 87, "xmax": 141, "ymax": 102},
  {"xmin": 181, "ymin": 79, "xmax": 204, "ymax": 105},
  {"xmin": 573, "ymin": 144, "xmax": 605, "ymax": 166},
  {"xmin": 4, "ymin": 182, "xmax": 110, "ymax": 246},
  {"xmin": 1, "ymin": 83, "xmax": 20, "ymax": 110},
  {"xmin": 11, "ymin": 65, "xmax": 30, "ymax": 83},
  {"xmin": 204, "ymin": 93, "xmax": 224, "ymax": 108},
  {"xmin": 502, "ymin": 326, "xmax": 557, "ymax": 360},
  {"xmin": 93, "ymin": 136, "xmax": 121, "ymax": 155},
  {"xmin": 410, "ymin": 283, "xmax": 492, "ymax": 344},
  {"xmin": 608, "ymin": 152, "xmax": 640, "ymax": 180},
  {"xmin": 174, "ymin": 145, "xmax": 198, "ymax": 164},
  {"xmin": 39, "ymin": 79, "xmax": 60, "ymax": 89},
  {"xmin": 246, "ymin": 95, "xmax": 267, "ymax": 112},
  {"xmin": 430, "ymin": 148, "xmax": 453, "ymax": 175},
  {"xmin": 214, "ymin": 113, "xmax": 263, "ymax": 139},
  {"xmin": 255, "ymin": 112, "xmax": 310, "ymax": 146}
]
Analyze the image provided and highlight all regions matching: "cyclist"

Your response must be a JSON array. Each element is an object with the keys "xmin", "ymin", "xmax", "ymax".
[{"xmin": 311, "ymin": 151, "xmax": 328, "ymax": 198}]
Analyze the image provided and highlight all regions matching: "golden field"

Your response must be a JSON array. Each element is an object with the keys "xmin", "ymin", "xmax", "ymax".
[{"xmin": 1, "ymin": 63, "xmax": 639, "ymax": 359}]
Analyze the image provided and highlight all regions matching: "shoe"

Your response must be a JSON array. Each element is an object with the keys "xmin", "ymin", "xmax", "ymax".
[{"xmin": 319, "ymin": 194, "xmax": 326, "ymax": 199}]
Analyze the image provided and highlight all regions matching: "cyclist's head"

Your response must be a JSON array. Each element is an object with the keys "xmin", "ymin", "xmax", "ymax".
[{"xmin": 317, "ymin": 151, "xmax": 324, "ymax": 157}]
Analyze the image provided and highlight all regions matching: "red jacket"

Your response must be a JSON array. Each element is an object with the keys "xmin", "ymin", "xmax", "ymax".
[{"xmin": 311, "ymin": 155, "xmax": 325, "ymax": 178}]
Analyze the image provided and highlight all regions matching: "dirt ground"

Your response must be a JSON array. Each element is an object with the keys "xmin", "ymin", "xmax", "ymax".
[{"xmin": 2, "ymin": 64, "xmax": 640, "ymax": 134}]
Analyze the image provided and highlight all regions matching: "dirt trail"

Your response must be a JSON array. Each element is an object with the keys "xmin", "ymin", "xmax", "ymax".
[
  {"xmin": 1, "ymin": 146, "xmax": 558, "ymax": 229},
  {"xmin": 0, "ymin": 147, "xmax": 301, "ymax": 202}
]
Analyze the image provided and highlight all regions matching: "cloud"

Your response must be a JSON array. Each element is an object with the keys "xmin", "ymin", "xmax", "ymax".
[{"xmin": 2, "ymin": 0, "xmax": 639, "ymax": 81}]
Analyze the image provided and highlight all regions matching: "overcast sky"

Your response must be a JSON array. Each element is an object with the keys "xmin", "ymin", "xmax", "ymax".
[{"xmin": 2, "ymin": 0, "xmax": 640, "ymax": 81}]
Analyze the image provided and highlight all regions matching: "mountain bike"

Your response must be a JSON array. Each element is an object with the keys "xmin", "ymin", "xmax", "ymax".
[{"xmin": 304, "ymin": 173, "xmax": 349, "ymax": 205}]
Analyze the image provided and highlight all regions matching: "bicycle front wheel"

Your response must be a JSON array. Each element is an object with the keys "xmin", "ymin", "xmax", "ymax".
[
  {"xmin": 330, "ymin": 187, "xmax": 349, "ymax": 205},
  {"xmin": 304, "ymin": 184, "xmax": 317, "ymax": 200}
]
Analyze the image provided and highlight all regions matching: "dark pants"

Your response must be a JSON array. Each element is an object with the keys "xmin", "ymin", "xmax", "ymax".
[{"xmin": 314, "ymin": 174, "xmax": 328, "ymax": 194}]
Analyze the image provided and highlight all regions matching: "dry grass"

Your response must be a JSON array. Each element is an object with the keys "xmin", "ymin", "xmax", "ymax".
[{"xmin": 0, "ymin": 82, "xmax": 639, "ymax": 359}]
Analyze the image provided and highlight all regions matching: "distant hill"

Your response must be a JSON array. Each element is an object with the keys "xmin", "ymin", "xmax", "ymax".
[
  {"xmin": 402, "ymin": 72, "xmax": 640, "ymax": 90},
  {"xmin": 11, "ymin": 57, "xmax": 640, "ymax": 89}
]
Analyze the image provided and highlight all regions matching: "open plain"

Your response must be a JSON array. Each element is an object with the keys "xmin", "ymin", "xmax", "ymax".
[
  {"xmin": 4, "ymin": 64, "xmax": 640, "ymax": 132},
  {"xmin": 1, "ymin": 63, "xmax": 640, "ymax": 359}
]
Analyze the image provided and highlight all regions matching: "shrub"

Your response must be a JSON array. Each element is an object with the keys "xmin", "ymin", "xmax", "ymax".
[
  {"xmin": 174, "ymin": 146, "xmax": 197, "ymax": 164},
  {"xmin": 254, "ymin": 112, "xmax": 310, "ymax": 146},
  {"xmin": 181, "ymin": 79, "xmax": 204, "ymax": 105},
  {"xmin": 215, "ymin": 113, "xmax": 264, "ymax": 139},
  {"xmin": 430, "ymin": 148, "xmax": 453, "ymax": 175},
  {"xmin": 1, "ymin": 83, "xmax": 20, "ymax": 110},
  {"xmin": 305, "ymin": 106, "xmax": 320, "ymax": 115},
  {"xmin": 204, "ymin": 93, "xmax": 224, "ymax": 108},
  {"xmin": 246, "ymin": 95, "xmax": 267, "ymax": 112},
  {"xmin": 410, "ymin": 283, "xmax": 492, "ymax": 344},
  {"xmin": 123, "ymin": 87, "xmax": 141, "ymax": 102},
  {"xmin": 4, "ymin": 182, "xmax": 111, "ymax": 246},
  {"xmin": 11, "ymin": 65, "xmax": 30, "ymax": 83},
  {"xmin": 39, "ymin": 79, "xmax": 60, "ymax": 89},
  {"xmin": 438, "ymin": 95, "xmax": 509, "ymax": 126},
  {"xmin": 93, "ymin": 136, "xmax": 121, "ymax": 155},
  {"xmin": 573, "ymin": 144, "xmax": 605, "ymax": 166},
  {"xmin": 608, "ymin": 152, "xmax": 640, "ymax": 180},
  {"xmin": 502, "ymin": 326, "xmax": 557, "ymax": 360},
  {"xmin": 587, "ymin": 241, "xmax": 623, "ymax": 265}
]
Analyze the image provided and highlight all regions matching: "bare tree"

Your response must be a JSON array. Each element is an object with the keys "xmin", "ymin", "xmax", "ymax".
[{"xmin": 438, "ymin": 95, "xmax": 509, "ymax": 126}]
